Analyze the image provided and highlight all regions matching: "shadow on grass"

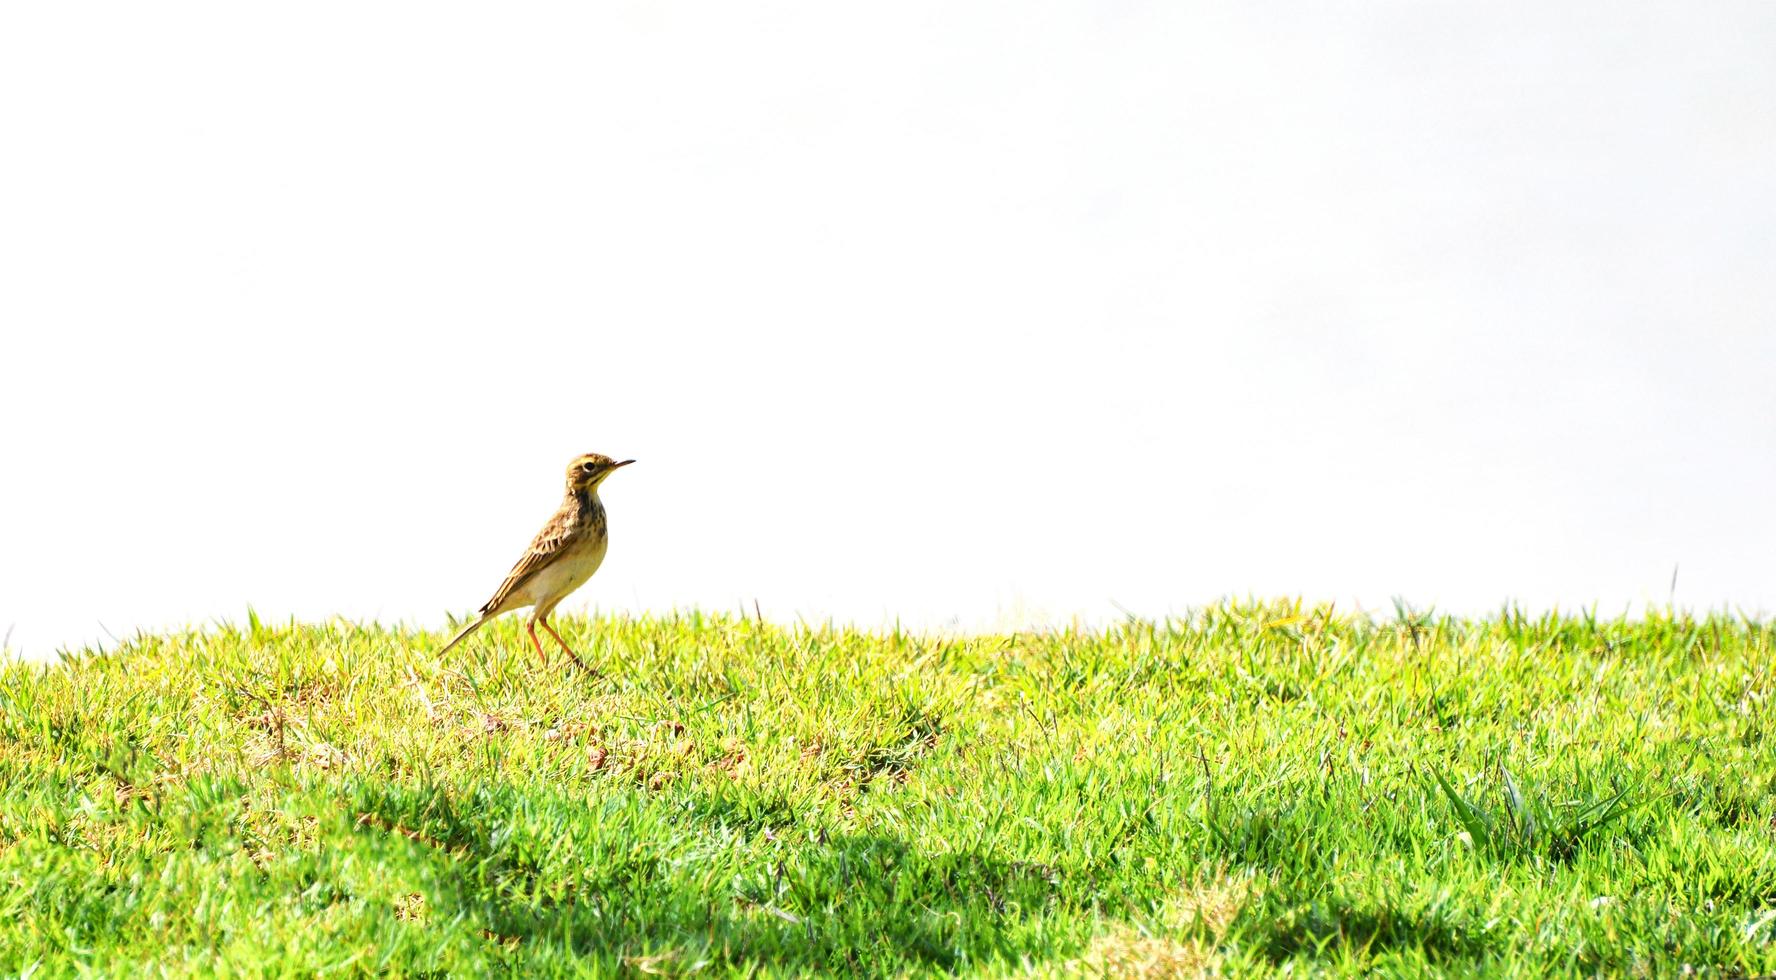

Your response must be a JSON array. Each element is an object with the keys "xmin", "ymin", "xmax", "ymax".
[
  {"xmin": 346, "ymin": 780, "xmax": 1075, "ymax": 975},
  {"xmin": 1252, "ymin": 899, "xmax": 1487, "ymax": 966}
]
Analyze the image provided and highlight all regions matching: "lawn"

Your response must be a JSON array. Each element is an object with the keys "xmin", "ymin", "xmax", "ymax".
[{"xmin": 1, "ymin": 603, "xmax": 1772, "ymax": 976}]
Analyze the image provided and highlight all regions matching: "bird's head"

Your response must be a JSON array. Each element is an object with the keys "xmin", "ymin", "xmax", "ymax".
[{"xmin": 567, "ymin": 452, "xmax": 634, "ymax": 491}]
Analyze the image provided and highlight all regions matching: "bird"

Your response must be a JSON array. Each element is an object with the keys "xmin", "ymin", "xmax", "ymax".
[{"xmin": 437, "ymin": 452, "xmax": 634, "ymax": 670}]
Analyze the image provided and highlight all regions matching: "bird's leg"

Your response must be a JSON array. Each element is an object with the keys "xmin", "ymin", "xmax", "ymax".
[
  {"xmin": 539, "ymin": 617, "xmax": 592, "ymax": 674},
  {"xmin": 526, "ymin": 620, "xmax": 549, "ymax": 665}
]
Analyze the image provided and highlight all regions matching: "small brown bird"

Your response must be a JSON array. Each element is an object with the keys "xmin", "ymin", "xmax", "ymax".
[{"xmin": 438, "ymin": 453, "xmax": 634, "ymax": 669}]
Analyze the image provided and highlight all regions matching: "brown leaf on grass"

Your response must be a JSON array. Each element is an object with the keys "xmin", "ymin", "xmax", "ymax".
[{"xmin": 715, "ymin": 738, "xmax": 750, "ymax": 777}]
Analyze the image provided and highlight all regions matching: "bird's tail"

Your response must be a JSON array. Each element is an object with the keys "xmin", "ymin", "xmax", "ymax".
[{"xmin": 436, "ymin": 612, "xmax": 491, "ymax": 657}]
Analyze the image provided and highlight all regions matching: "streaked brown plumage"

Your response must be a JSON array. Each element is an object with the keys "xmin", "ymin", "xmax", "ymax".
[{"xmin": 438, "ymin": 453, "xmax": 634, "ymax": 669}]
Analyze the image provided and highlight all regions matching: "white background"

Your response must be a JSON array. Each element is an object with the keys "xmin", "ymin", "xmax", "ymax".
[{"xmin": 3, "ymin": 2, "xmax": 1773, "ymax": 658}]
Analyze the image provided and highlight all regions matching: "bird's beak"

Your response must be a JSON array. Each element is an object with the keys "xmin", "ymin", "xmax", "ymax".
[{"xmin": 614, "ymin": 459, "xmax": 636, "ymax": 468}]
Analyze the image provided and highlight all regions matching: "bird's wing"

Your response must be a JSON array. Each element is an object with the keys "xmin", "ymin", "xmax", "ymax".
[{"xmin": 479, "ymin": 505, "xmax": 580, "ymax": 615}]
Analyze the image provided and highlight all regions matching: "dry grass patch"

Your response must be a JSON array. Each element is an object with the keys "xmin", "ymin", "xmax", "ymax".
[
  {"xmin": 1061, "ymin": 869, "xmax": 1258, "ymax": 978},
  {"xmin": 1066, "ymin": 932, "xmax": 1219, "ymax": 978}
]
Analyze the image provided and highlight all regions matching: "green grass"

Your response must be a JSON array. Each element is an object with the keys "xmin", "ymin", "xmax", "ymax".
[{"xmin": 2, "ymin": 602, "xmax": 1773, "ymax": 976}]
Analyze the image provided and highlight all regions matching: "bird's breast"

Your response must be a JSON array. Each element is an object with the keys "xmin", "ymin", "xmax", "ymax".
[{"xmin": 528, "ymin": 529, "xmax": 607, "ymax": 602}]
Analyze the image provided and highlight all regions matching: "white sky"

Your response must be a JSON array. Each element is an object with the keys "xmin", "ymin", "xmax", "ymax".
[{"xmin": 3, "ymin": 2, "xmax": 1774, "ymax": 658}]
